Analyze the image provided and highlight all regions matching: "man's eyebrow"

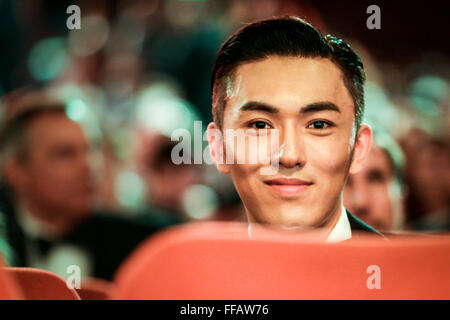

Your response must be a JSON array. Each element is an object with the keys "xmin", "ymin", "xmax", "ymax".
[
  {"xmin": 239, "ymin": 101, "xmax": 341, "ymax": 115},
  {"xmin": 300, "ymin": 102, "xmax": 341, "ymax": 114},
  {"xmin": 240, "ymin": 101, "xmax": 279, "ymax": 114}
]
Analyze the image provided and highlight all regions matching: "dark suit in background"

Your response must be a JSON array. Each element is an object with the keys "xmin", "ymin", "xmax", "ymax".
[{"xmin": 0, "ymin": 184, "xmax": 162, "ymax": 280}]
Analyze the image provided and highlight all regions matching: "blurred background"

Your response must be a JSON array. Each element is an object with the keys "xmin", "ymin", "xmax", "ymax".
[{"xmin": 0, "ymin": 0, "xmax": 448, "ymax": 279}]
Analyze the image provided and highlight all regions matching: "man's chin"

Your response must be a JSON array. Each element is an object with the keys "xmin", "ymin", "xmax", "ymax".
[
  {"xmin": 253, "ymin": 213, "xmax": 323, "ymax": 230},
  {"xmin": 63, "ymin": 201, "xmax": 92, "ymax": 217}
]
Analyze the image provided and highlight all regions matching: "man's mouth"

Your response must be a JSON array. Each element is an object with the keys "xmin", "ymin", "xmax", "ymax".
[{"xmin": 264, "ymin": 178, "xmax": 313, "ymax": 196}]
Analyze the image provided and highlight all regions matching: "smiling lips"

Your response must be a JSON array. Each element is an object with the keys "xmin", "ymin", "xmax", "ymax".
[{"xmin": 264, "ymin": 178, "xmax": 312, "ymax": 196}]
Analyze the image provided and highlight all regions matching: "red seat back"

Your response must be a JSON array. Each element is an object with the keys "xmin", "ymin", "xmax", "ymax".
[
  {"xmin": 76, "ymin": 278, "xmax": 114, "ymax": 300},
  {"xmin": 114, "ymin": 222, "xmax": 450, "ymax": 300},
  {"xmin": 7, "ymin": 267, "xmax": 80, "ymax": 300},
  {"xmin": 0, "ymin": 258, "xmax": 23, "ymax": 300}
]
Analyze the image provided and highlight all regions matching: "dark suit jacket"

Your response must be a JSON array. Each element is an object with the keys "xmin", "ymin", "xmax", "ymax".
[
  {"xmin": 0, "ymin": 184, "xmax": 165, "ymax": 280},
  {"xmin": 3, "ymin": 210, "xmax": 162, "ymax": 281},
  {"xmin": 346, "ymin": 210, "xmax": 385, "ymax": 239}
]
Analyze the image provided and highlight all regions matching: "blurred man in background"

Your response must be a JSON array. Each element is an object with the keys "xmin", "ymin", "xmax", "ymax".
[
  {"xmin": 134, "ymin": 131, "xmax": 198, "ymax": 225},
  {"xmin": 344, "ymin": 131, "xmax": 406, "ymax": 231},
  {"xmin": 401, "ymin": 129, "xmax": 450, "ymax": 231},
  {"xmin": 0, "ymin": 93, "xmax": 158, "ymax": 280},
  {"xmin": 134, "ymin": 130, "xmax": 245, "ymax": 224}
]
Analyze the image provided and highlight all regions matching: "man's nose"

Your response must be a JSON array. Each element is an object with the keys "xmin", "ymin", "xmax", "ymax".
[
  {"xmin": 79, "ymin": 150, "xmax": 93, "ymax": 173},
  {"xmin": 278, "ymin": 124, "xmax": 306, "ymax": 168},
  {"xmin": 352, "ymin": 183, "xmax": 372, "ymax": 216}
]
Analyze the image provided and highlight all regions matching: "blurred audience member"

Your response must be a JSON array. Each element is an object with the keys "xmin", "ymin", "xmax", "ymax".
[
  {"xmin": 344, "ymin": 131, "xmax": 406, "ymax": 231},
  {"xmin": 0, "ymin": 93, "xmax": 158, "ymax": 280},
  {"xmin": 0, "ymin": 208, "xmax": 16, "ymax": 265},
  {"xmin": 134, "ymin": 131, "xmax": 198, "ymax": 225},
  {"xmin": 135, "ymin": 131, "xmax": 245, "ymax": 223},
  {"xmin": 142, "ymin": 0, "xmax": 224, "ymax": 123},
  {"xmin": 401, "ymin": 128, "xmax": 450, "ymax": 231},
  {"xmin": 398, "ymin": 74, "xmax": 450, "ymax": 231}
]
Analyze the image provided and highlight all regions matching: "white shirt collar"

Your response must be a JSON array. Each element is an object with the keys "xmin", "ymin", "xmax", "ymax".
[
  {"xmin": 17, "ymin": 204, "xmax": 60, "ymax": 240},
  {"xmin": 326, "ymin": 206, "xmax": 352, "ymax": 243}
]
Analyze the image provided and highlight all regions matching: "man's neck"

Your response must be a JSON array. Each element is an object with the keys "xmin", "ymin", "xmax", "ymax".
[
  {"xmin": 246, "ymin": 202, "xmax": 351, "ymax": 242},
  {"xmin": 18, "ymin": 201, "xmax": 84, "ymax": 240}
]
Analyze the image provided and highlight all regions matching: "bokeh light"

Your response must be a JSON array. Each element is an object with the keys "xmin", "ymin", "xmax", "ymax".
[
  {"xmin": 68, "ymin": 15, "xmax": 110, "ymax": 57},
  {"xmin": 182, "ymin": 184, "xmax": 219, "ymax": 220},
  {"xmin": 135, "ymin": 83, "xmax": 200, "ymax": 137},
  {"xmin": 27, "ymin": 37, "xmax": 67, "ymax": 82},
  {"xmin": 115, "ymin": 170, "xmax": 147, "ymax": 209},
  {"xmin": 66, "ymin": 98, "xmax": 87, "ymax": 122}
]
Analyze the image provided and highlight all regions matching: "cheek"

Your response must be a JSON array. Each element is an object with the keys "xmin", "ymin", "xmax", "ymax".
[
  {"xmin": 223, "ymin": 134, "xmax": 276, "ymax": 173},
  {"xmin": 305, "ymin": 137, "xmax": 351, "ymax": 178},
  {"xmin": 342, "ymin": 186, "xmax": 353, "ymax": 204},
  {"xmin": 230, "ymin": 163, "xmax": 258, "ymax": 185},
  {"xmin": 30, "ymin": 162, "xmax": 72, "ymax": 190},
  {"xmin": 26, "ymin": 170, "xmax": 66, "ymax": 204},
  {"xmin": 247, "ymin": 133, "xmax": 280, "ymax": 167},
  {"xmin": 229, "ymin": 163, "xmax": 262, "ymax": 207},
  {"xmin": 374, "ymin": 186, "xmax": 393, "ymax": 212}
]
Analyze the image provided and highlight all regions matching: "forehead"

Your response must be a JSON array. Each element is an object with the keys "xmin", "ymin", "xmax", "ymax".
[
  {"xmin": 226, "ymin": 56, "xmax": 353, "ymax": 113},
  {"xmin": 26, "ymin": 112, "xmax": 86, "ymax": 147}
]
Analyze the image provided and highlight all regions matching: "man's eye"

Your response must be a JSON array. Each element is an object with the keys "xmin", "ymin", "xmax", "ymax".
[
  {"xmin": 307, "ymin": 120, "xmax": 333, "ymax": 129},
  {"xmin": 51, "ymin": 146, "xmax": 77, "ymax": 158},
  {"xmin": 249, "ymin": 121, "xmax": 271, "ymax": 129},
  {"xmin": 367, "ymin": 170, "xmax": 386, "ymax": 183}
]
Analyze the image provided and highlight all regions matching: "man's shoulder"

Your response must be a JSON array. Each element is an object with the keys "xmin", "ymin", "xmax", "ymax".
[
  {"xmin": 89, "ymin": 210, "xmax": 161, "ymax": 233},
  {"xmin": 68, "ymin": 210, "xmax": 161, "ymax": 243},
  {"xmin": 345, "ymin": 210, "xmax": 385, "ymax": 238}
]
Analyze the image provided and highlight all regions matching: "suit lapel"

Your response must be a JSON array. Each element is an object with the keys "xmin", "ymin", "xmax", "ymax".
[{"xmin": 346, "ymin": 210, "xmax": 385, "ymax": 239}]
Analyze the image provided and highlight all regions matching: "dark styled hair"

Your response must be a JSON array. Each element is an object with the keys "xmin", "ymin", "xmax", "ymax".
[{"xmin": 211, "ymin": 16, "xmax": 365, "ymax": 129}]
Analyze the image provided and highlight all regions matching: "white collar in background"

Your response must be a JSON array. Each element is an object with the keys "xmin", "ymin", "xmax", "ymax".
[{"xmin": 17, "ymin": 204, "xmax": 61, "ymax": 240}]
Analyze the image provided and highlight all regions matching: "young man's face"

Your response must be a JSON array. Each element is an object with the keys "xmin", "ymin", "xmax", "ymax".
[{"xmin": 208, "ymin": 56, "xmax": 371, "ymax": 229}]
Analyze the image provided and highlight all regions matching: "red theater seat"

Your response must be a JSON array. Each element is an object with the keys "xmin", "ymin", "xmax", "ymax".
[
  {"xmin": 113, "ymin": 222, "xmax": 450, "ymax": 300},
  {"xmin": 0, "ymin": 258, "xmax": 23, "ymax": 300},
  {"xmin": 6, "ymin": 268, "xmax": 80, "ymax": 300},
  {"xmin": 76, "ymin": 278, "xmax": 114, "ymax": 300}
]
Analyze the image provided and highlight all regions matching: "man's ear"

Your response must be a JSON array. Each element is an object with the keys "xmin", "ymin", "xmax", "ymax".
[
  {"xmin": 3, "ymin": 158, "xmax": 30, "ymax": 193},
  {"xmin": 207, "ymin": 122, "xmax": 230, "ymax": 174},
  {"xmin": 349, "ymin": 124, "xmax": 372, "ymax": 175}
]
